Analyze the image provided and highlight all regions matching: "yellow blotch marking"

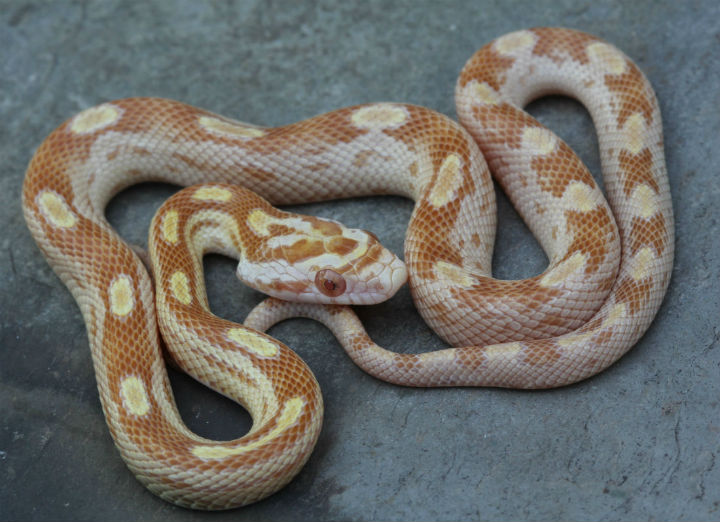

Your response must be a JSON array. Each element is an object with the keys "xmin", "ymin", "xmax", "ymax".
[
  {"xmin": 558, "ymin": 302, "xmax": 627, "ymax": 348},
  {"xmin": 484, "ymin": 342, "xmax": 523, "ymax": 360},
  {"xmin": 198, "ymin": 116, "xmax": 265, "ymax": 138},
  {"xmin": 472, "ymin": 82, "xmax": 500, "ymax": 105},
  {"xmin": 522, "ymin": 127, "xmax": 557, "ymax": 155},
  {"xmin": 540, "ymin": 252, "xmax": 586, "ymax": 287},
  {"xmin": 161, "ymin": 209, "xmax": 179, "ymax": 244},
  {"xmin": 192, "ymin": 186, "xmax": 233, "ymax": 202},
  {"xmin": 557, "ymin": 330, "xmax": 593, "ymax": 348},
  {"xmin": 351, "ymin": 104, "xmax": 408, "ymax": 129},
  {"xmin": 247, "ymin": 208, "xmax": 273, "ymax": 237},
  {"xmin": 109, "ymin": 275, "xmax": 135, "ymax": 317},
  {"xmin": 70, "ymin": 104, "xmax": 121, "ymax": 134},
  {"xmin": 37, "ymin": 191, "xmax": 77, "ymax": 228},
  {"xmin": 268, "ymin": 231, "xmax": 315, "ymax": 251},
  {"xmin": 631, "ymin": 184, "xmax": 658, "ymax": 219},
  {"xmin": 120, "ymin": 376, "xmax": 150, "ymax": 416},
  {"xmin": 435, "ymin": 261, "xmax": 474, "ymax": 288},
  {"xmin": 566, "ymin": 182, "xmax": 599, "ymax": 212},
  {"xmin": 227, "ymin": 328, "xmax": 279, "ymax": 357},
  {"xmin": 603, "ymin": 302, "xmax": 626, "ymax": 328},
  {"xmin": 587, "ymin": 42, "xmax": 627, "ymax": 75},
  {"xmin": 623, "ymin": 113, "xmax": 646, "ymax": 154},
  {"xmin": 429, "ymin": 153, "xmax": 463, "ymax": 207},
  {"xmin": 630, "ymin": 248, "xmax": 655, "ymax": 281},
  {"xmin": 494, "ymin": 30, "xmax": 535, "ymax": 55},
  {"xmin": 192, "ymin": 397, "xmax": 305, "ymax": 459},
  {"xmin": 248, "ymin": 210, "xmax": 318, "ymax": 247},
  {"xmin": 170, "ymin": 271, "xmax": 192, "ymax": 305}
]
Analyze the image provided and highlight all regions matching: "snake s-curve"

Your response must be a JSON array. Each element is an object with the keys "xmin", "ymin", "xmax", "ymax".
[{"xmin": 22, "ymin": 28, "xmax": 673, "ymax": 509}]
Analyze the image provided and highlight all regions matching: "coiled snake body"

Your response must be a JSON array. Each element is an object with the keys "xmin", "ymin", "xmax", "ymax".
[{"xmin": 22, "ymin": 28, "xmax": 673, "ymax": 509}]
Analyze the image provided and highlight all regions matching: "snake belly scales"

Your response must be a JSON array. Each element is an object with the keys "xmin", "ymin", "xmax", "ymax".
[{"xmin": 22, "ymin": 28, "xmax": 673, "ymax": 509}]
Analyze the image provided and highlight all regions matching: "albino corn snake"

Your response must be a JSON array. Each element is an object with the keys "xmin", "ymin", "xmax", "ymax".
[{"xmin": 22, "ymin": 28, "xmax": 673, "ymax": 509}]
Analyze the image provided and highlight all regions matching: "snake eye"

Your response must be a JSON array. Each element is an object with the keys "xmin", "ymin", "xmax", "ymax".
[{"xmin": 315, "ymin": 269, "xmax": 347, "ymax": 298}]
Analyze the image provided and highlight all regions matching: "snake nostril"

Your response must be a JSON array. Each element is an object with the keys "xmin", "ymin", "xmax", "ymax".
[{"xmin": 315, "ymin": 269, "xmax": 346, "ymax": 297}]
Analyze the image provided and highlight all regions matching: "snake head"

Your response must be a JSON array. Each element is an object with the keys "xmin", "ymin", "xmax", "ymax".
[{"xmin": 237, "ymin": 209, "xmax": 407, "ymax": 305}]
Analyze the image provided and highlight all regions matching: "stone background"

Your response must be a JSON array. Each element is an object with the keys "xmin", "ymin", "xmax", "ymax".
[{"xmin": 2, "ymin": 1, "xmax": 718, "ymax": 520}]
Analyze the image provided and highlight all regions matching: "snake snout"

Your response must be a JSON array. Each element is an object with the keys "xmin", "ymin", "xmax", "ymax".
[
  {"xmin": 387, "ymin": 256, "xmax": 408, "ymax": 298},
  {"xmin": 346, "ymin": 252, "xmax": 407, "ymax": 306}
]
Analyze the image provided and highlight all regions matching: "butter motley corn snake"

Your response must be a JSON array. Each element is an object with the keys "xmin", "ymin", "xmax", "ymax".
[{"xmin": 21, "ymin": 28, "xmax": 673, "ymax": 509}]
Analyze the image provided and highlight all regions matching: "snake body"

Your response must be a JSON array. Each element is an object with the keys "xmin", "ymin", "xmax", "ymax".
[{"xmin": 22, "ymin": 28, "xmax": 673, "ymax": 509}]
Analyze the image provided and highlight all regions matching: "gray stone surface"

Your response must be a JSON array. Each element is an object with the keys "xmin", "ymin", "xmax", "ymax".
[{"xmin": 2, "ymin": 1, "xmax": 718, "ymax": 520}]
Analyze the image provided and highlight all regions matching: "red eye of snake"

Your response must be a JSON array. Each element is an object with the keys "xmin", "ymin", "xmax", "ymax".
[{"xmin": 315, "ymin": 269, "xmax": 346, "ymax": 297}]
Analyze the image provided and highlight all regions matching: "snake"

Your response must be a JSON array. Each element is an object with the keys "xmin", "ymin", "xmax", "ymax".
[{"xmin": 22, "ymin": 28, "xmax": 673, "ymax": 510}]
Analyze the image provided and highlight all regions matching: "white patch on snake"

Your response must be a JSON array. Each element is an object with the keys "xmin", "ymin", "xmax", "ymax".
[
  {"xmin": 161, "ymin": 209, "xmax": 179, "ymax": 244},
  {"xmin": 119, "ymin": 376, "xmax": 150, "ymax": 416},
  {"xmin": 70, "ymin": 104, "xmax": 123, "ymax": 134},
  {"xmin": 522, "ymin": 127, "xmax": 557, "ymax": 155},
  {"xmin": 265, "ymin": 217, "xmax": 353, "ymax": 252},
  {"xmin": 198, "ymin": 115, "xmax": 266, "ymax": 138},
  {"xmin": 351, "ymin": 104, "xmax": 408, "ymax": 129},
  {"xmin": 557, "ymin": 330, "xmax": 593, "ymax": 348},
  {"xmin": 184, "ymin": 209, "xmax": 242, "ymax": 257},
  {"xmin": 246, "ymin": 209, "xmax": 315, "ymax": 239},
  {"xmin": 429, "ymin": 153, "xmax": 463, "ymax": 207},
  {"xmin": 227, "ymin": 328, "xmax": 279, "ymax": 357},
  {"xmin": 483, "ymin": 342, "xmax": 523, "ymax": 360},
  {"xmin": 564, "ymin": 182, "xmax": 600, "ymax": 212},
  {"xmin": 247, "ymin": 211, "xmax": 373, "ymax": 264},
  {"xmin": 629, "ymin": 184, "xmax": 658, "ymax": 219},
  {"xmin": 170, "ymin": 271, "xmax": 192, "ymax": 305},
  {"xmin": 36, "ymin": 191, "xmax": 78, "ymax": 228},
  {"xmin": 435, "ymin": 261, "xmax": 474, "ymax": 288},
  {"xmin": 629, "ymin": 247, "xmax": 655, "ymax": 281},
  {"xmin": 191, "ymin": 397, "xmax": 304, "ymax": 459},
  {"xmin": 539, "ymin": 252, "xmax": 586, "ymax": 287},
  {"xmin": 297, "ymin": 253, "xmax": 347, "ymax": 272},
  {"xmin": 622, "ymin": 113, "xmax": 646, "ymax": 154},
  {"xmin": 109, "ymin": 274, "xmax": 135, "ymax": 317},
  {"xmin": 471, "ymin": 81, "xmax": 500, "ymax": 105},
  {"xmin": 558, "ymin": 302, "xmax": 627, "ymax": 348},
  {"xmin": 604, "ymin": 302, "xmax": 626, "ymax": 328},
  {"xmin": 247, "ymin": 209, "xmax": 273, "ymax": 237},
  {"xmin": 266, "ymin": 231, "xmax": 306, "ymax": 249},
  {"xmin": 587, "ymin": 42, "xmax": 627, "ymax": 75},
  {"xmin": 494, "ymin": 30, "xmax": 536, "ymax": 55},
  {"xmin": 192, "ymin": 186, "xmax": 233, "ymax": 202}
]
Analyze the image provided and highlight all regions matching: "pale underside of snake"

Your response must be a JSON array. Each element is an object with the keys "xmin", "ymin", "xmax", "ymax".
[{"xmin": 22, "ymin": 28, "xmax": 673, "ymax": 509}]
